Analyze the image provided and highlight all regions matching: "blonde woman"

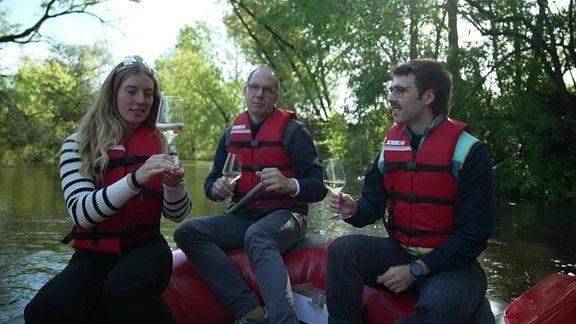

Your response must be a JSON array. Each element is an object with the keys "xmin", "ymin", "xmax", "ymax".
[{"xmin": 25, "ymin": 55, "xmax": 191, "ymax": 323}]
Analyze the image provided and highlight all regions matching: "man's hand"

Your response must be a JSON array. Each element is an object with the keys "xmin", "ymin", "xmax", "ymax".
[
  {"xmin": 375, "ymin": 264, "xmax": 415, "ymax": 294},
  {"xmin": 212, "ymin": 176, "xmax": 236, "ymax": 199},
  {"xmin": 256, "ymin": 168, "xmax": 296, "ymax": 195},
  {"xmin": 329, "ymin": 192, "xmax": 357, "ymax": 217}
]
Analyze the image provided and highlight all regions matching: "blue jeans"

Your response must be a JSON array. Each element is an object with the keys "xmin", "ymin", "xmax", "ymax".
[
  {"xmin": 326, "ymin": 235, "xmax": 487, "ymax": 324},
  {"xmin": 173, "ymin": 208, "xmax": 306, "ymax": 324}
]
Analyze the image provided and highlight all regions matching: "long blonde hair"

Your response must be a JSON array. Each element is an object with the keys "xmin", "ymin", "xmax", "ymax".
[{"xmin": 76, "ymin": 57, "xmax": 163, "ymax": 177}]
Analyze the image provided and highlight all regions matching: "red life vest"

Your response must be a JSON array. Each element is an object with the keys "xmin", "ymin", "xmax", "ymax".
[
  {"xmin": 382, "ymin": 118, "xmax": 470, "ymax": 248},
  {"xmin": 71, "ymin": 124, "xmax": 163, "ymax": 254},
  {"xmin": 229, "ymin": 109, "xmax": 298, "ymax": 208}
]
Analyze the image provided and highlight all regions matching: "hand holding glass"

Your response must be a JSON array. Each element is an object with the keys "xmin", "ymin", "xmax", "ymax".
[
  {"xmin": 323, "ymin": 158, "xmax": 351, "ymax": 220},
  {"xmin": 222, "ymin": 153, "xmax": 242, "ymax": 204}
]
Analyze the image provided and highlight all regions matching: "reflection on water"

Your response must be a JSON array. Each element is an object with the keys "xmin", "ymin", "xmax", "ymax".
[
  {"xmin": 1, "ymin": 162, "xmax": 575, "ymax": 322},
  {"xmin": 482, "ymin": 201, "xmax": 576, "ymax": 302}
]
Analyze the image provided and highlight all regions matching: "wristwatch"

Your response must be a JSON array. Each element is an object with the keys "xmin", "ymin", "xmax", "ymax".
[{"xmin": 410, "ymin": 261, "xmax": 424, "ymax": 278}]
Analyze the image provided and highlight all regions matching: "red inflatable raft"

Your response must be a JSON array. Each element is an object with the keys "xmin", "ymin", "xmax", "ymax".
[{"xmin": 162, "ymin": 234, "xmax": 576, "ymax": 324}]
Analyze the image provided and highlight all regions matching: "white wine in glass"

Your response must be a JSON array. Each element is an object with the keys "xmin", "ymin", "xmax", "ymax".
[
  {"xmin": 222, "ymin": 153, "xmax": 243, "ymax": 203},
  {"xmin": 156, "ymin": 96, "xmax": 184, "ymax": 146},
  {"xmin": 323, "ymin": 158, "xmax": 351, "ymax": 220},
  {"xmin": 324, "ymin": 179, "xmax": 347, "ymax": 195}
]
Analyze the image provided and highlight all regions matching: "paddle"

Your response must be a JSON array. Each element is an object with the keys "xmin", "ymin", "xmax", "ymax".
[{"xmin": 226, "ymin": 182, "xmax": 264, "ymax": 214}]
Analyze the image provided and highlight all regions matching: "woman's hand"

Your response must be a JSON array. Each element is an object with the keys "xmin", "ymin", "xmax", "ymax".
[
  {"xmin": 134, "ymin": 154, "xmax": 183, "ymax": 186},
  {"xmin": 162, "ymin": 165, "xmax": 185, "ymax": 187}
]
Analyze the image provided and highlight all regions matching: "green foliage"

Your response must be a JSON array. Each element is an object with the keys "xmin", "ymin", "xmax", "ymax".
[
  {"xmin": 344, "ymin": 106, "xmax": 392, "ymax": 177},
  {"xmin": 317, "ymin": 105, "xmax": 392, "ymax": 178},
  {"xmin": 0, "ymin": 43, "xmax": 109, "ymax": 165},
  {"xmin": 154, "ymin": 23, "xmax": 245, "ymax": 160},
  {"xmin": 317, "ymin": 112, "xmax": 348, "ymax": 159}
]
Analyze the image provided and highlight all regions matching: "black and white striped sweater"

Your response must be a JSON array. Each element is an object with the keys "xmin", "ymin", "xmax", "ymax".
[{"xmin": 59, "ymin": 133, "xmax": 191, "ymax": 229}]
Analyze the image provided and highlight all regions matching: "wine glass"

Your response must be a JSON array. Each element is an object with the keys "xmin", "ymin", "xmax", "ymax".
[
  {"xmin": 221, "ymin": 153, "xmax": 243, "ymax": 204},
  {"xmin": 323, "ymin": 158, "xmax": 351, "ymax": 220},
  {"xmin": 156, "ymin": 95, "xmax": 184, "ymax": 160}
]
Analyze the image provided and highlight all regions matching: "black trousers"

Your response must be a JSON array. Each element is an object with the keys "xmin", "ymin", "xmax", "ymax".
[{"xmin": 24, "ymin": 235, "xmax": 176, "ymax": 324}]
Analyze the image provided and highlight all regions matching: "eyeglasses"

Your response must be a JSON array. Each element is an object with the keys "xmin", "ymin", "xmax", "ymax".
[
  {"xmin": 114, "ymin": 55, "xmax": 153, "ymax": 74},
  {"xmin": 246, "ymin": 84, "xmax": 278, "ymax": 96},
  {"xmin": 388, "ymin": 86, "xmax": 415, "ymax": 99}
]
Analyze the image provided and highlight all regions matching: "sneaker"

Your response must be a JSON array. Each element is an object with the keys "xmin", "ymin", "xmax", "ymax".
[{"xmin": 233, "ymin": 308, "xmax": 269, "ymax": 324}]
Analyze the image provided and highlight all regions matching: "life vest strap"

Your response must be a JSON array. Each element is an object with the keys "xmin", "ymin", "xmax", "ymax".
[
  {"xmin": 61, "ymin": 222, "xmax": 160, "ymax": 243},
  {"xmin": 385, "ymin": 161, "xmax": 452, "ymax": 173},
  {"xmin": 60, "ymin": 190, "xmax": 162, "ymax": 245},
  {"xmin": 386, "ymin": 221, "xmax": 454, "ymax": 238},
  {"xmin": 231, "ymin": 140, "xmax": 283, "ymax": 148},
  {"xmin": 388, "ymin": 191, "xmax": 454, "ymax": 205},
  {"xmin": 94, "ymin": 155, "xmax": 150, "ymax": 173},
  {"xmin": 241, "ymin": 165, "xmax": 291, "ymax": 172}
]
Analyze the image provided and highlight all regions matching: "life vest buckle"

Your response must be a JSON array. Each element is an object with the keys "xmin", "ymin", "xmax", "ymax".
[
  {"xmin": 405, "ymin": 194, "xmax": 420, "ymax": 203},
  {"xmin": 405, "ymin": 161, "xmax": 417, "ymax": 170}
]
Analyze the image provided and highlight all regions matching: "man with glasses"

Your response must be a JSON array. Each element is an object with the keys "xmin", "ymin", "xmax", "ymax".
[
  {"xmin": 174, "ymin": 66, "xmax": 326, "ymax": 324},
  {"xmin": 325, "ymin": 59, "xmax": 495, "ymax": 323}
]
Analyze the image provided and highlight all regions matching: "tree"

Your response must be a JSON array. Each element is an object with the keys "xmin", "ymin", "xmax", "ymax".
[
  {"xmin": 460, "ymin": 0, "xmax": 576, "ymax": 201},
  {"xmin": 0, "ymin": 1, "xmax": 140, "ymax": 164},
  {"xmin": 0, "ymin": 43, "xmax": 110, "ymax": 165},
  {"xmin": 0, "ymin": 0, "xmax": 136, "ymax": 45},
  {"xmin": 463, "ymin": 0, "xmax": 575, "ymax": 112},
  {"xmin": 155, "ymin": 23, "xmax": 245, "ymax": 160},
  {"xmin": 224, "ymin": 0, "xmax": 337, "ymax": 122}
]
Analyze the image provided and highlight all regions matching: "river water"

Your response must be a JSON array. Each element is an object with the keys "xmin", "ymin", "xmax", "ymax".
[{"xmin": 1, "ymin": 161, "xmax": 575, "ymax": 322}]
